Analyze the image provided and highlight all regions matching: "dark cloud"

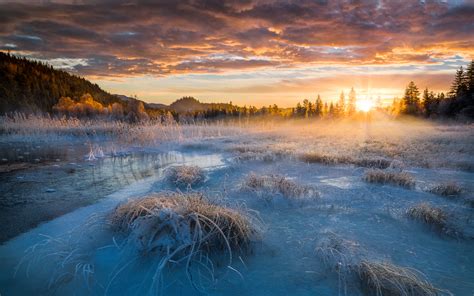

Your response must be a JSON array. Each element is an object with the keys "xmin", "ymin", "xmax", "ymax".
[{"xmin": 0, "ymin": 0, "xmax": 472, "ymax": 77}]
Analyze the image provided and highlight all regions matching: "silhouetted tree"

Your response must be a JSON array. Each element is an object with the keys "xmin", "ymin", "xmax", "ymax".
[
  {"xmin": 347, "ymin": 87, "xmax": 356, "ymax": 115},
  {"xmin": 402, "ymin": 81, "xmax": 421, "ymax": 115},
  {"xmin": 449, "ymin": 67, "xmax": 467, "ymax": 98},
  {"xmin": 337, "ymin": 91, "xmax": 345, "ymax": 116},
  {"xmin": 422, "ymin": 88, "xmax": 437, "ymax": 118},
  {"xmin": 329, "ymin": 102, "xmax": 335, "ymax": 117},
  {"xmin": 315, "ymin": 95, "xmax": 323, "ymax": 117}
]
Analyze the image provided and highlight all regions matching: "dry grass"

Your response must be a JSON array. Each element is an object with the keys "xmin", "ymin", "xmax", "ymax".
[
  {"xmin": 233, "ymin": 151, "xmax": 279, "ymax": 162},
  {"xmin": 109, "ymin": 192, "xmax": 261, "ymax": 292},
  {"xmin": 316, "ymin": 233, "xmax": 363, "ymax": 294},
  {"xmin": 111, "ymin": 192, "xmax": 258, "ymax": 253},
  {"xmin": 354, "ymin": 157, "xmax": 392, "ymax": 169},
  {"xmin": 299, "ymin": 152, "xmax": 391, "ymax": 169},
  {"xmin": 316, "ymin": 233, "xmax": 449, "ymax": 296},
  {"xmin": 363, "ymin": 169, "xmax": 415, "ymax": 188},
  {"xmin": 358, "ymin": 260, "xmax": 447, "ymax": 296},
  {"xmin": 230, "ymin": 144, "xmax": 292, "ymax": 163},
  {"xmin": 242, "ymin": 172, "xmax": 318, "ymax": 201},
  {"xmin": 406, "ymin": 203, "xmax": 463, "ymax": 238},
  {"xmin": 407, "ymin": 203, "xmax": 449, "ymax": 233},
  {"xmin": 316, "ymin": 233, "xmax": 362, "ymax": 270},
  {"xmin": 166, "ymin": 165, "xmax": 205, "ymax": 188},
  {"xmin": 299, "ymin": 152, "xmax": 353, "ymax": 166},
  {"xmin": 428, "ymin": 182, "xmax": 462, "ymax": 197}
]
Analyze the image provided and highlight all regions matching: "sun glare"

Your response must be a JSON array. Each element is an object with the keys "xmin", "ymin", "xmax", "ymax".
[{"xmin": 356, "ymin": 99, "xmax": 374, "ymax": 112}]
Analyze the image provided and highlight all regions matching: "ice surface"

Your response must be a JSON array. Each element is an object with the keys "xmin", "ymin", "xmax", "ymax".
[{"xmin": 1, "ymin": 127, "xmax": 473, "ymax": 295}]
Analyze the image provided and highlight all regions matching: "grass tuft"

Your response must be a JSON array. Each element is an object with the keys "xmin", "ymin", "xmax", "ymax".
[
  {"xmin": 316, "ymin": 233, "xmax": 363, "ymax": 294},
  {"xmin": 300, "ymin": 152, "xmax": 393, "ymax": 169},
  {"xmin": 299, "ymin": 152, "xmax": 353, "ymax": 165},
  {"xmin": 428, "ymin": 182, "xmax": 462, "ymax": 197},
  {"xmin": 166, "ymin": 165, "xmax": 205, "ymax": 188},
  {"xmin": 316, "ymin": 233, "xmax": 449, "ymax": 296},
  {"xmin": 358, "ymin": 260, "xmax": 446, "ymax": 296},
  {"xmin": 109, "ymin": 192, "xmax": 261, "ymax": 292},
  {"xmin": 355, "ymin": 157, "xmax": 392, "ymax": 169},
  {"xmin": 406, "ymin": 203, "xmax": 463, "ymax": 238},
  {"xmin": 242, "ymin": 172, "xmax": 318, "ymax": 201},
  {"xmin": 363, "ymin": 169, "xmax": 415, "ymax": 188},
  {"xmin": 111, "ymin": 192, "xmax": 258, "ymax": 253},
  {"xmin": 406, "ymin": 203, "xmax": 447, "ymax": 229}
]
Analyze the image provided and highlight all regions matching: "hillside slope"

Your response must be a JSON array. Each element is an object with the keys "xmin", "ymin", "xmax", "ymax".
[{"xmin": 0, "ymin": 52, "xmax": 120, "ymax": 113}]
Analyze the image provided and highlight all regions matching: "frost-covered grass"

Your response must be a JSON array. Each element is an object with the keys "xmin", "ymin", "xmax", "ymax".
[
  {"xmin": 428, "ymin": 182, "xmax": 463, "ymax": 197},
  {"xmin": 0, "ymin": 114, "xmax": 245, "ymax": 150},
  {"xmin": 358, "ymin": 260, "xmax": 446, "ymax": 296},
  {"xmin": 166, "ymin": 165, "xmax": 205, "ymax": 188},
  {"xmin": 354, "ymin": 157, "xmax": 392, "ymax": 169},
  {"xmin": 224, "ymin": 119, "xmax": 474, "ymax": 171},
  {"xmin": 407, "ymin": 203, "xmax": 447, "ymax": 230},
  {"xmin": 111, "ymin": 192, "xmax": 259, "ymax": 253},
  {"xmin": 299, "ymin": 152, "xmax": 391, "ymax": 169},
  {"xmin": 316, "ymin": 233, "xmax": 447, "ymax": 296},
  {"xmin": 230, "ymin": 144, "xmax": 293, "ymax": 163},
  {"xmin": 406, "ymin": 203, "xmax": 463, "ymax": 238},
  {"xmin": 109, "ymin": 192, "xmax": 261, "ymax": 292},
  {"xmin": 299, "ymin": 152, "xmax": 353, "ymax": 165},
  {"xmin": 242, "ymin": 172, "xmax": 318, "ymax": 202},
  {"xmin": 14, "ymin": 213, "xmax": 108, "ymax": 292},
  {"xmin": 316, "ymin": 233, "xmax": 363, "ymax": 294},
  {"xmin": 363, "ymin": 169, "xmax": 415, "ymax": 188},
  {"xmin": 3, "ymin": 115, "xmax": 473, "ymax": 171},
  {"xmin": 2, "ymin": 116, "xmax": 474, "ymax": 295}
]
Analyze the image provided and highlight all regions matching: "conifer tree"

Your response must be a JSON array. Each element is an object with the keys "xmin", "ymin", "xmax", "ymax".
[
  {"xmin": 329, "ymin": 102, "xmax": 335, "ymax": 117},
  {"xmin": 449, "ymin": 66, "xmax": 467, "ymax": 98},
  {"xmin": 338, "ymin": 91, "xmax": 345, "ymax": 116},
  {"xmin": 315, "ymin": 95, "xmax": 323, "ymax": 117},
  {"xmin": 422, "ymin": 88, "xmax": 437, "ymax": 117},
  {"xmin": 347, "ymin": 87, "xmax": 357, "ymax": 115},
  {"xmin": 402, "ymin": 81, "xmax": 421, "ymax": 115},
  {"xmin": 466, "ymin": 60, "xmax": 474, "ymax": 95}
]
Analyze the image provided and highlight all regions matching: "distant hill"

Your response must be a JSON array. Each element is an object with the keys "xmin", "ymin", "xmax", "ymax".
[
  {"xmin": 169, "ymin": 96, "xmax": 233, "ymax": 113},
  {"xmin": 170, "ymin": 96, "xmax": 205, "ymax": 112},
  {"xmin": 146, "ymin": 102, "xmax": 169, "ymax": 110},
  {"xmin": 0, "ymin": 52, "xmax": 123, "ymax": 113},
  {"xmin": 0, "ymin": 52, "xmax": 233, "ymax": 116}
]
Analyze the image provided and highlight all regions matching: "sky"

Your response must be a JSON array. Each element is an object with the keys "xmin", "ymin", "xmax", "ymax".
[{"xmin": 1, "ymin": 0, "xmax": 473, "ymax": 107}]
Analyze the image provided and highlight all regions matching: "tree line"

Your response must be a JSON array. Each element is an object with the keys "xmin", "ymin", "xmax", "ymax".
[
  {"xmin": 390, "ymin": 60, "xmax": 474, "ymax": 119},
  {"xmin": 1, "ymin": 51, "xmax": 473, "ymax": 122}
]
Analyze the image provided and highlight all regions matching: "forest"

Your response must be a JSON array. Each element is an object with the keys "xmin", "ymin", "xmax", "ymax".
[{"xmin": 1, "ymin": 52, "xmax": 474, "ymax": 122}]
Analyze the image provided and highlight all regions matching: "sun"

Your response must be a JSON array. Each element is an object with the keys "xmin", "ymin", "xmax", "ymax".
[{"xmin": 356, "ymin": 99, "xmax": 374, "ymax": 112}]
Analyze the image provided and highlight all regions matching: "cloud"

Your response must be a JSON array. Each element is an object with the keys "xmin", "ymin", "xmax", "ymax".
[{"xmin": 0, "ymin": 0, "xmax": 472, "ymax": 81}]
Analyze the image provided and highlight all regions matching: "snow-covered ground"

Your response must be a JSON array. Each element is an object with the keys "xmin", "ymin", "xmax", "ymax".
[{"xmin": 0, "ymin": 119, "xmax": 473, "ymax": 295}]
